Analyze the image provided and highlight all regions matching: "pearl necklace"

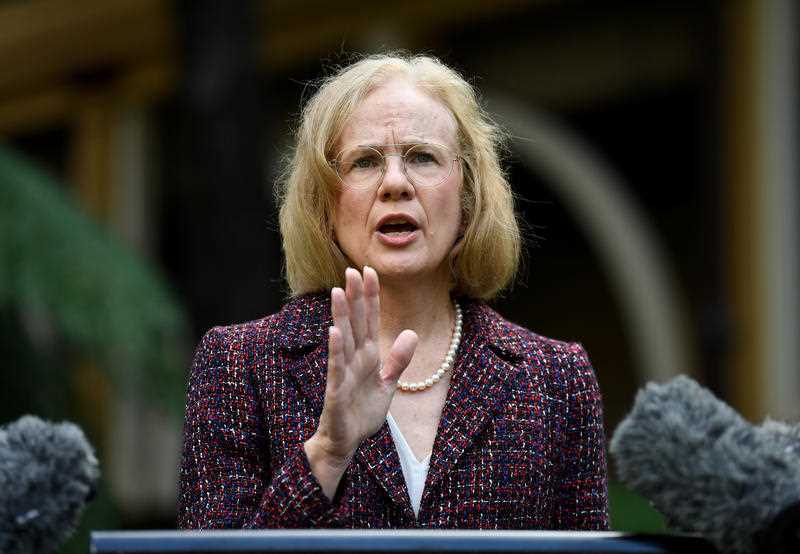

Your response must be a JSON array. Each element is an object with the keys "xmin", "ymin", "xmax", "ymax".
[{"xmin": 397, "ymin": 301, "xmax": 462, "ymax": 393}]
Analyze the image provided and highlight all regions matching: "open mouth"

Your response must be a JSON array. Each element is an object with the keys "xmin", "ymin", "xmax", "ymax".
[{"xmin": 378, "ymin": 221, "xmax": 418, "ymax": 235}]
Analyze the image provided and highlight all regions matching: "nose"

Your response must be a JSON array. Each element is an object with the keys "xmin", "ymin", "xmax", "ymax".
[{"xmin": 377, "ymin": 153, "xmax": 415, "ymax": 201}]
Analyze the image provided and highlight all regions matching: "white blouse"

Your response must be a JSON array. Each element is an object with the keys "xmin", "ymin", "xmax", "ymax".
[{"xmin": 386, "ymin": 412, "xmax": 431, "ymax": 518}]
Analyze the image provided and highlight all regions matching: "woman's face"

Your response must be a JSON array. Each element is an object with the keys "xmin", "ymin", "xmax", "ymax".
[{"xmin": 331, "ymin": 78, "xmax": 463, "ymax": 288}]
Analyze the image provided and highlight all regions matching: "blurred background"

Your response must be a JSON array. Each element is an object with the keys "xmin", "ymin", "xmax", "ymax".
[{"xmin": 0, "ymin": 0, "xmax": 797, "ymax": 551}]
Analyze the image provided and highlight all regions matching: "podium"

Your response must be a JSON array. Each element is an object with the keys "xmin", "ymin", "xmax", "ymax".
[{"xmin": 90, "ymin": 530, "xmax": 718, "ymax": 553}]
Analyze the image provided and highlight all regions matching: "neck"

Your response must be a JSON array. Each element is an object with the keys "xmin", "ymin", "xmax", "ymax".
[{"xmin": 378, "ymin": 276, "xmax": 454, "ymax": 346}]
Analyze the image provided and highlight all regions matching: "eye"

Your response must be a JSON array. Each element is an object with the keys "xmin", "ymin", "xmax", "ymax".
[
  {"xmin": 408, "ymin": 151, "xmax": 436, "ymax": 164},
  {"xmin": 352, "ymin": 155, "xmax": 380, "ymax": 169},
  {"xmin": 338, "ymin": 148, "xmax": 383, "ymax": 174},
  {"xmin": 406, "ymin": 145, "xmax": 446, "ymax": 166}
]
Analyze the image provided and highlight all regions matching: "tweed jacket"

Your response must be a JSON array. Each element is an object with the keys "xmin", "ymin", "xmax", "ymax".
[{"xmin": 178, "ymin": 294, "xmax": 609, "ymax": 529}]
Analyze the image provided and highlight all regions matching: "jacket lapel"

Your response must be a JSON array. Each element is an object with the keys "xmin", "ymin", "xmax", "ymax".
[
  {"xmin": 281, "ymin": 294, "xmax": 414, "ymax": 518},
  {"xmin": 284, "ymin": 343, "xmax": 326, "ymax": 418},
  {"xmin": 421, "ymin": 301, "xmax": 525, "ymax": 505},
  {"xmin": 281, "ymin": 294, "xmax": 330, "ymax": 420},
  {"xmin": 355, "ymin": 421, "xmax": 417, "ymax": 520}
]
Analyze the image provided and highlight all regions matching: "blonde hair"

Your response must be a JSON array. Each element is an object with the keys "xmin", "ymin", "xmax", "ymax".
[{"xmin": 276, "ymin": 53, "xmax": 520, "ymax": 300}]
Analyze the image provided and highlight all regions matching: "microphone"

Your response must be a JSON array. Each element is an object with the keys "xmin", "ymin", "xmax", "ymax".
[
  {"xmin": 610, "ymin": 375, "xmax": 800, "ymax": 554},
  {"xmin": 0, "ymin": 415, "xmax": 100, "ymax": 554}
]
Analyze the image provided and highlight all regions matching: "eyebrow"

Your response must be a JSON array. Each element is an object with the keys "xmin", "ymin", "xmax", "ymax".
[{"xmin": 356, "ymin": 142, "xmax": 441, "ymax": 151}]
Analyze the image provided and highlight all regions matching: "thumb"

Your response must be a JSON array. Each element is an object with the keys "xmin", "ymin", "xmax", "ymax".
[{"xmin": 380, "ymin": 330, "xmax": 418, "ymax": 383}]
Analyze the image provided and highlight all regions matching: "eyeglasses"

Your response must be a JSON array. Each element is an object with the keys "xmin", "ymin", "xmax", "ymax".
[{"xmin": 330, "ymin": 143, "xmax": 461, "ymax": 190}]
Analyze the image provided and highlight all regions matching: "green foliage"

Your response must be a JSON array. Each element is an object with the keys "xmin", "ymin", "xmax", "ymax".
[
  {"xmin": 608, "ymin": 481, "xmax": 667, "ymax": 532},
  {"xmin": 59, "ymin": 477, "xmax": 121, "ymax": 554},
  {"xmin": 0, "ymin": 144, "xmax": 188, "ymax": 414}
]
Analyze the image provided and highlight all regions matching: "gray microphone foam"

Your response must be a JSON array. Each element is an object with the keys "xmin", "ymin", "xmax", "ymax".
[
  {"xmin": 0, "ymin": 415, "xmax": 99, "ymax": 554},
  {"xmin": 610, "ymin": 375, "xmax": 800, "ymax": 554}
]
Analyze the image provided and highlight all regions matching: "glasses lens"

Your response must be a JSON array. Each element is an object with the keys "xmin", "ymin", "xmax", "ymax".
[
  {"xmin": 335, "ymin": 146, "xmax": 384, "ymax": 189},
  {"xmin": 404, "ymin": 144, "xmax": 455, "ymax": 188}
]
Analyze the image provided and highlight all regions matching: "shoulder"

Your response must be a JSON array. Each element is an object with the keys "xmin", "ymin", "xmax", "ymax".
[
  {"xmin": 193, "ymin": 293, "xmax": 331, "ymax": 365},
  {"xmin": 465, "ymin": 300, "xmax": 598, "ymax": 394},
  {"xmin": 465, "ymin": 299, "xmax": 589, "ymax": 362}
]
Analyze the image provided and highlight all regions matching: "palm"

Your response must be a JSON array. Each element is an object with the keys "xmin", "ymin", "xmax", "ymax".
[{"xmin": 316, "ymin": 267, "xmax": 418, "ymax": 460}]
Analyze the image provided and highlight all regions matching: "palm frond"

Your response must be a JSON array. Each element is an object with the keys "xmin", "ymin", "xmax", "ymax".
[{"xmin": 0, "ymin": 144, "xmax": 187, "ymax": 411}]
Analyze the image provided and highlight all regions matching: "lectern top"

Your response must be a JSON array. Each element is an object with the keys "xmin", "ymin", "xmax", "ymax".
[{"xmin": 90, "ymin": 529, "xmax": 718, "ymax": 554}]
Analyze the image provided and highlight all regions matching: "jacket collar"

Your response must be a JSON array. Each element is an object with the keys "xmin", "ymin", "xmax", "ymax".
[
  {"xmin": 278, "ymin": 292, "xmax": 525, "ymax": 359},
  {"xmin": 277, "ymin": 293, "xmax": 332, "ymax": 353},
  {"xmin": 280, "ymin": 293, "xmax": 525, "ymax": 520}
]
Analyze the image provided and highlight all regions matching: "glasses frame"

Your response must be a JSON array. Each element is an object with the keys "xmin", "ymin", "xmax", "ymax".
[{"xmin": 329, "ymin": 142, "xmax": 462, "ymax": 190}]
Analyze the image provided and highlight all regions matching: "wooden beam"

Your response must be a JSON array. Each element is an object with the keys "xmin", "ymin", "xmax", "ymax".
[
  {"xmin": 0, "ymin": 0, "xmax": 561, "ymax": 135},
  {"xmin": 69, "ymin": 92, "xmax": 114, "ymax": 219},
  {"xmin": 0, "ymin": 0, "xmax": 547, "ymax": 98},
  {"xmin": 0, "ymin": 88, "xmax": 74, "ymax": 135},
  {"xmin": 0, "ymin": 61, "xmax": 174, "ymax": 135},
  {"xmin": 0, "ymin": 0, "xmax": 173, "ymax": 98},
  {"xmin": 260, "ymin": 0, "xmax": 555, "ymax": 69},
  {"xmin": 721, "ymin": 0, "xmax": 765, "ymax": 421}
]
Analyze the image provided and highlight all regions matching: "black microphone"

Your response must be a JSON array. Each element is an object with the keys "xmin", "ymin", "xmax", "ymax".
[
  {"xmin": 0, "ymin": 415, "xmax": 100, "ymax": 554},
  {"xmin": 610, "ymin": 375, "xmax": 800, "ymax": 554}
]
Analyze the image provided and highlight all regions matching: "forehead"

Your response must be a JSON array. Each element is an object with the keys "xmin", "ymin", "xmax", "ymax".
[{"xmin": 337, "ymin": 78, "xmax": 458, "ymax": 150}]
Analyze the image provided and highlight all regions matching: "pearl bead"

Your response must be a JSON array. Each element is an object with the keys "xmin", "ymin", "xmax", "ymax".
[{"xmin": 398, "ymin": 300, "xmax": 462, "ymax": 394}]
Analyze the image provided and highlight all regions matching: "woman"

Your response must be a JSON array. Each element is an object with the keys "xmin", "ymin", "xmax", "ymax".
[{"xmin": 178, "ymin": 54, "xmax": 609, "ymax": 529}]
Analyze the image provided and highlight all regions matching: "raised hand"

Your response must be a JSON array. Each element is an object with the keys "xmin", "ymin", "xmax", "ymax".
[{"xmin": 304, "ymin": 266, "xmax": 418, "ymax": 500}]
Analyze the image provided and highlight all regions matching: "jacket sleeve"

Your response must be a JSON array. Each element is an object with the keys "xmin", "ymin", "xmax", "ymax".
[
  {"xmin": 553, "ymin": 342, "xmax": 610, "ymax": 530},
  {"xmin": 177, "ymin": 326, "xmax": 346, "ymax": 528}
]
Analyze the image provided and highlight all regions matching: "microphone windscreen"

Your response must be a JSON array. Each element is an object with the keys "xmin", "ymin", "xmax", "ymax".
[
  {"xmin": 610, "ymin": 375, "xmax": 800, "ymax": 554},
  {"xmin": 0, "ymin": 415, "xmax": 99, "ymax": 554}
]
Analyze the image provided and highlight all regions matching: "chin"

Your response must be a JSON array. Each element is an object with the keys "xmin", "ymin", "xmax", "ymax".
[{"xmin": 368, "ymin": 256, "xmax": 448, "ymax": 286}]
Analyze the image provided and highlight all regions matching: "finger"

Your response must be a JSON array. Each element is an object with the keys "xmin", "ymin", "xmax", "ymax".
[
  {"xmin": 327, "ymin": 326, "xmax": 346, "ymax": 389},
  {"xmin": 345, "ymin": 267, "xmax": 367, "ymax": 348},
  {"xmin": 380, "ymin": 330, "xmax": 418, "ymax": 383},
  {"xmin": 363, "ymin": 266, "xmax": 380, "ymax": 341},
  {"xmin": 331, "ymin": 287, "xmax": 354, "ymax": 361}
]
